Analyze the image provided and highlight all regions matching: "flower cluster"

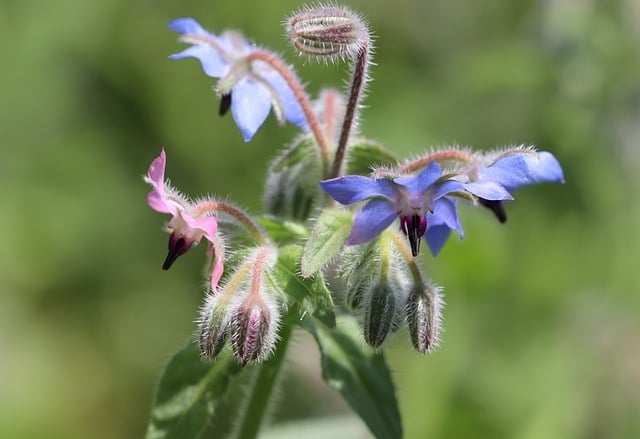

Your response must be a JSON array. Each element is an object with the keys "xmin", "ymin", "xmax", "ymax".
[
  {"xmin": 321, "ymin": 146, "xmax": 564, "ymax": 257},
  {"xmin": 144, "ymin": 5, "xmax": 564, "ymax": 366}
]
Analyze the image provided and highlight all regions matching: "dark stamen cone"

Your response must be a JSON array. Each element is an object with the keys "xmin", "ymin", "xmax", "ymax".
[
  {"xmin": 219, "ymin": 93, "xmax": 232, "ymax": 116},
  {"xmin": 163, "ymin": 235, "xmax": 192, "ymax": 270},
  {"xmin": 479, "ymin": 198, "xmax": 507, "ymax": 223}
]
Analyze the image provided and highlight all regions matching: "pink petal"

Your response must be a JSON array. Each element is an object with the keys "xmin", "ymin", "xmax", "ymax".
[
  {"xmin": 147, "ymin": 190, "xmax": 172, "ymax": 214},
  {"xmin": 146, "ymin": 149, "xmax": 175, "ymax": 214},
  {"xmin": 147, "ymin": 149, "xmax": 167, "ymax": 186},
  {"xmin": 184, "ymin": 215, "xmax": 218, "ymax": 244}
]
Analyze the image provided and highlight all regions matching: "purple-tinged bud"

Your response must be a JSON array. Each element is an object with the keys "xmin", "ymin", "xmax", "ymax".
[
  {"xmin": 230, "ymin": 297, "xmax": 277, "ymax": 366},
  {"xmin": 406, "ymin": 284, "xmax": 443, "ymax": 354},
  {"xmin": 286, "ymin": 5, "xmax": 369, "ymax": 61}
]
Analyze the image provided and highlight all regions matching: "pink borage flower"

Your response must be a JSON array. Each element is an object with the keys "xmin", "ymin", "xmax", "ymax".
[{"xmin": 145, "ymin": 149, "xmax": 224, "ymax": 290}]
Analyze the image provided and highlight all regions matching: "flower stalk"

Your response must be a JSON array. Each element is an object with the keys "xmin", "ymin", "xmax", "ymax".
[{"xmin": 245, "ymin": 50, "xmax": 331, "ymax": 174}]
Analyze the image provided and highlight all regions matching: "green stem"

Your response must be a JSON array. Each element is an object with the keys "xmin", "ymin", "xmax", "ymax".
[{"xmin": 231, "ymin": 316, "xmax": 294, "ymax": 439}]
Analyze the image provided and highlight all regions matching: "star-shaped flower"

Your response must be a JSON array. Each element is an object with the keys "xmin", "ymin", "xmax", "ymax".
[
  {"xmin": 145, "ymin": 149, "xmax": 224, "ymax": 290},
  {"xmin": 320, "ymin": 162, "xmax": 463, "ymax": 256},
  {"xmin": 169, "ymin": 18, "xmax": 307, "ymax": 141}
]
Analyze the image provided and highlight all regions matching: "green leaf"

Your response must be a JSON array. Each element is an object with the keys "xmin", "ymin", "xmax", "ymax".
[
  {"xmin": 272, "ymin": 244, "xmax": 336, "ymax": 328},
  {"xmin": 301, "ymin": 316, "xmax": 402, "ymax": 439},
  {"xmin": 301, "ymin": 209, "xmax": 353, "ymax": 277},
  {"xmin": 258, "ymin": 217, "xmax": 309, "ymax": 243},
  {"xmin": 346, "ymin": 139, "xmax": 400, "ymax": 176},
  {"xmin": 146, "ymin": 343, "xmax": 242, "ymax": 439}
]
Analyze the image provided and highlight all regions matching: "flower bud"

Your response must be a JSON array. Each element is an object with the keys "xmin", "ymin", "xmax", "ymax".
[
  {"xmin": 363, "ymin": 284, "xmax": 396, "ymax": 348},
  {"xmin": 198, "ymin": 294, "xmax": 229, "ymax": 360},
  {"xmin": 264, "ymin": 135, "xmax": 323, "ymax": 220},
  {"xmin": 341, "ymin": 234, "xmax": 412, "ymax": 348},
  {"xmin": 286, "ymin": 5, "xmax": 369, "ymax": 60},
  {"xmin": 406, "ymin": 284, "xmax": 443, "ymax": 354},
  {"xmin": 230, "ymin": 296, "xmax": 279, "ymax": 366}
]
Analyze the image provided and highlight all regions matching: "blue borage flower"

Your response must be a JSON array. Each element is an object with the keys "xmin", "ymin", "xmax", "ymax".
[
  {"xmin": 320, "ymin": 148, "xmax": 564, "ymax": 257},
  {"xmin": 320, "ymin": 161, "xmax": 466, "ymax": 257},
  {"xmin": 169, "ymin": 18, "xmax": 307, "ymax": 142},
  {"xmin": 430, "ymin": 147, "xmax": 565, "ymax": 252}
]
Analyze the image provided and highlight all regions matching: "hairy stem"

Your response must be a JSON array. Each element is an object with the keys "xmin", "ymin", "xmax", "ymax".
[
  {"xmin": 331, "ymin": 43, "xmax": 370, "ymax": 179},
  {"xmin": 193, "ymin": 200, "xmax": 266, "ymax": 243},
  {"xmin": 231, "ymin": 316, "xmax": 294, "ymax": 439},
  {"xmin": 247, "ymin": 51, "xmax": 331, "ymax": 176},
  {"xmin": 398, "ymin": 149, "xmax": 473, "ymax": 174}
]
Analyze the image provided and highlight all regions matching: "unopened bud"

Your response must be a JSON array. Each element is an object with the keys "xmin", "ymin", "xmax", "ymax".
[
  {"xmin": 286, "ymin": 5, "xmax": 369, "ymax": 60},
  {"xmin": 264, "ymin": 135, "xmax": 323, "ymax": 220},
  {"xmin": 406, "ymin": 284, "xmax": 442, "ymax": 354},
  {"xmin": 230, "ymin": 297, "xmax": 279, "ymax": 366},
  {"xmin": 363, "ymin": 284, "xmax": 396, "ymax": 348},
  {"xmin": 198, "ymin": 294, "xmax": 230, "ymax": 360}
]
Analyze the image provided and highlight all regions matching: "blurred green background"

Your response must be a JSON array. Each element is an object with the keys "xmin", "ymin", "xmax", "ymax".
[{"xmin": 2, "ymin": 0, "xmax": 639, "ymax": 437}]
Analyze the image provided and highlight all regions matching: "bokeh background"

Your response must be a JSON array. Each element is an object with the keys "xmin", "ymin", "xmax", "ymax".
[{"xmin": 2, "ymin": 0, "xmax": 639, "ymax": 437}]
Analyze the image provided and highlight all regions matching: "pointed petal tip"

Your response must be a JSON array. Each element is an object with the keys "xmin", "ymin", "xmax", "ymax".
[{"xmin": 168, "ymin": 18, "xmax": 204, "ymax": 35}]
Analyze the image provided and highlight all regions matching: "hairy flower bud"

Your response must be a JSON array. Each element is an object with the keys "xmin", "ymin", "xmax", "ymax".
[
  {"xmin": 264, "ymin": 135, "xmax": 323, "ymax": 220},
  {"xmin": 198, "ymin": 294, "xmax": 230, "ymax": 360},
  {"xmin": 406, "ymin": 284, "xmax": 443, "ymax": 354},
  {"xmin": 286, "ymin": 5, "xmax": 369, "ymax": 61},
  {"xmin": 341, "ymin": 234, "xmax": 412, "ymax": 348},
  {"xmin": 363, "ymin": 284, "xmax": 396, "ymax": 348},
  {"xmin": 197, "ymin": 245, "xmax": 281, "ymax": 365},
  {"xmin": 230, "ymin": 296, "xmax": 279, "ymax": 366}
]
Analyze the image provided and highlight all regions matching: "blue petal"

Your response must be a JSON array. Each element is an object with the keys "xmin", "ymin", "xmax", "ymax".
[
  {"xmin": 425, "ymin": 197, "xmax": 464, "ymax": 256},
  {"xmin": 395, "ymin": 161, "xmax": 443, "ymax": 193},
  {"xmin": 261, "ymin": 70, "xmax": 307, "ymax": 129},
  {"xmin": 168, "ymin": 18, "xmax": 208, "ymax": 35},
  {"xmin": 481, "ymin": 151, "xmax": 564, "ymax": 192},
  {"xmin": 348, "ymin": 199, "xmax": 398, "ymax": 245},
  {"xmin": 432, "ymin": 180, "xmax": 465, "ymax": 201},
  {"xmin": 170, "ymin": 45, "xmax": 228, "ymax": 78},
  {"xmin": 319, "ymin": 176, "xmax": 398, "ymax": 205},
  {"xmin": 463, "ymin": 180, "xmax": 514, "ymax": 201},
  {"xmin": 231, "ymin": 79, "xmax": 272, "ymax": 142}
]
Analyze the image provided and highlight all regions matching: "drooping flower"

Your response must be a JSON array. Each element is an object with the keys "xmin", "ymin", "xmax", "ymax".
[
  {"xmin": 319, "ymin": 161, "xmax": 464, "ymax": 256},
  {"xmin": 144, "ymin": 149, "xmax": 223, "ymax": 290},
  {"xmin": 169, "ymin": 18, "xmax": 307, "ymax": 141},
  {"xmin": 423, "ymin": 147, "xmax": 564, "ymax": 253},
  {"xmin": 463, "ymin": 147, "xmax": 564, "ymax": 222}
]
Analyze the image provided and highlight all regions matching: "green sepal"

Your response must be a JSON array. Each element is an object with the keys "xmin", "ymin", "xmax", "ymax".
[
  {"xmin": 146, "ymin": 343, "xmax": 242, "ymax": 439},
  {"xmin": 301, "ymin": 208, "xmax": 353, "ymax": 277},
  {"xmin": 301, "ymin": 316, "xmax": 403, "ymax": 439},
  {"xmin": 264, "ymin": 136, "xmax": 323, "ymax": 221},
  {"xmin": 271, "ymin": 244, "xmax": 336, "ymax": 328},
  {"xmin": 346, "ymin": 139, "xmax": 400, "ymax": 176}
]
